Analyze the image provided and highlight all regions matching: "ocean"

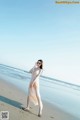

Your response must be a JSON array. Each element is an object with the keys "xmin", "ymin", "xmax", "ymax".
[{"xmin": 0, "ymin": 64, "xmax": 80, "ymax": 119}]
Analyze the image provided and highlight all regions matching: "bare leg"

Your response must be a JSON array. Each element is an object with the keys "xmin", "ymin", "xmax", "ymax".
[
  {"xmin": 34, "ymin": 86, "xmax": 43, "ymax": 117},
  {"xmin": 24, "ymin": 87, "xmax": 30, "ymax": 110}
]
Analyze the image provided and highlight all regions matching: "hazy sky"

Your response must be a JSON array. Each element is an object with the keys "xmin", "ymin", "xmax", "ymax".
[{"xmin": 0, "ymin": 0, "xmax": 80, "ymax": 85}]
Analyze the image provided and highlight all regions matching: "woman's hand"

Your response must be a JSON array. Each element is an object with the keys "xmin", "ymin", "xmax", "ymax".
[{"xmin": 34, "ymin": 62, "xmax": 37, "ymax": 67}]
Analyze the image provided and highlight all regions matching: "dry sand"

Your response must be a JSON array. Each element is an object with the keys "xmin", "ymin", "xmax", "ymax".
[{"xmin": 0, "ymin": 78, "xmax": 79, "ymax": 120}]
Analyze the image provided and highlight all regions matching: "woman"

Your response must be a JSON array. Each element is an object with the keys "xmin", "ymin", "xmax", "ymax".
[{"xmin": 24, "ymin": 59, "xmax": 43, "ymax": 117}]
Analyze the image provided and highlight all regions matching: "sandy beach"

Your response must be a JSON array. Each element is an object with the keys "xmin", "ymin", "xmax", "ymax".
[{"xmin": 0, "ymin": 78, "xmax": 79, "ymax": 120}]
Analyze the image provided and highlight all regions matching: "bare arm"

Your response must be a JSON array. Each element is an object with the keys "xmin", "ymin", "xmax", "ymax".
[
  {"xmin": 29, "ymin": 64, "xmax": 36, "ymax": 73},
  {"xmin": 32, "ymin": 69, "xmax": 42, "ymax": 83},
  {"xmin": 30, "ymin": 69, "xmax": 43, "ymax": 88},
  {"xmin": 29, "ymin": 68, "xmax": 33, "ymax": 73}
]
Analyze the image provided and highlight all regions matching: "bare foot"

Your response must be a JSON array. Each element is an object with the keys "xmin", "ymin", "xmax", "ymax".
[
  {"xmin": 38, "ymin": 104, "xmax": 43, "ymax": 117},
  {"xmin": 22, "ymin": 107, "xmax": 30, "ymax": 111},
  {"xmin": 38, "ymin": 114, "xmax": 42, "ymax": 117}
]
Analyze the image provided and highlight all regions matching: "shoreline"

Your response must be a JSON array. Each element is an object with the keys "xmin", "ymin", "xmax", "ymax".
[{"xmin": 0, "ymin": 78, "xmax": 79, "ymax": 120}]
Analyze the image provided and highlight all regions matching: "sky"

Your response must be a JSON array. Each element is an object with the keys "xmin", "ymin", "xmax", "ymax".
[{"xmin": 0, "ymin": 0, "xmax": 80, "ymax": 85}]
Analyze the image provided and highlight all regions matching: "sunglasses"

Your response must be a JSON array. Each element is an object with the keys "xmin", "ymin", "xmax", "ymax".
[{"xmin": 37, "ymin": 62, "xmax": 41, "ymax": 65}]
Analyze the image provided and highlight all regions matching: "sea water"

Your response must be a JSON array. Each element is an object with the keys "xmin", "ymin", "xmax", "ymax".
[{"xmin": 0, "ymin": 64, "xmax": 80, "ymax": 119}]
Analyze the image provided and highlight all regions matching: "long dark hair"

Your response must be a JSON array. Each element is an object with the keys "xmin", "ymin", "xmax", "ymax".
[{"xmin": 38, "ymin": 59, "xmax": 43, "ymax": 69}]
